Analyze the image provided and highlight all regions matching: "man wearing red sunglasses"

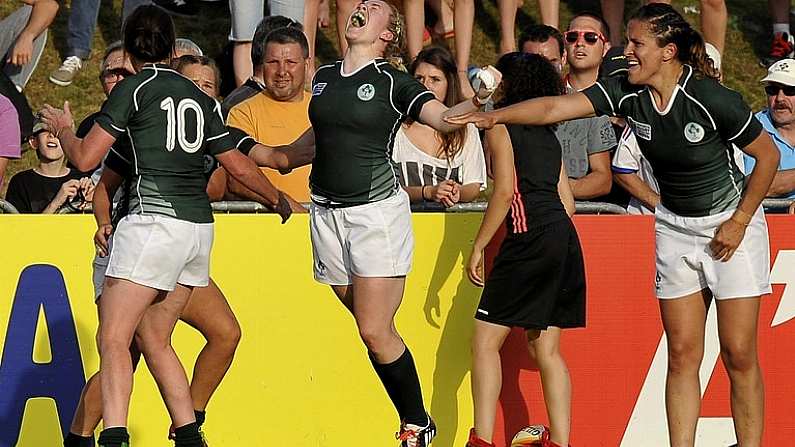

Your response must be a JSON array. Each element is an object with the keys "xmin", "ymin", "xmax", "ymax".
[{"xmin": 556, "ymin": 12, "xmax": 617, "ymax": 201}]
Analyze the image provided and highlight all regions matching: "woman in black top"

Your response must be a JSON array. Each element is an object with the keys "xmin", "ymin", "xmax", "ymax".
[{"xmin": 465, "ymin": 53, "xmax": 582, "ymax": 447}]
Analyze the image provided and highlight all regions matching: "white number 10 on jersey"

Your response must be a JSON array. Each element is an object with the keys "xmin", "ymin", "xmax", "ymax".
[{"xmin": 160, "ymin": 97, "xmax": 205, "ymax": 153}]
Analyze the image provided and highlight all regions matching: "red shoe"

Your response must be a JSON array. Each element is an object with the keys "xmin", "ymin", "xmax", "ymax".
[
  {"xmin": 763, "ymin": 32, "xmax": 795, "ymax": 67},
  {"xmin": 466, "ymin": 428, "xmax": 495, "ymax": 447}
]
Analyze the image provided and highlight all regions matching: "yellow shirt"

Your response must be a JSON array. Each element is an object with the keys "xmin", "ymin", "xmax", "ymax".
[{"xmin": 227, "ymin": 92, "xmax": 312, "ymax": 202}]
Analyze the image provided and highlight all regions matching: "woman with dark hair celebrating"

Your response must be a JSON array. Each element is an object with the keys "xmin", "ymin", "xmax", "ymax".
[
  {"xmin": 465, "ymin": 52, "xmax": 582, "ymax": 447},
  {"xmin": 40, "ymin": 6, "xmax": 293, "ymax": 447},
  {"xmin": 450, "ymin": 4, "xmax": 779, "ymax": 446},
  {"xmin": 392, "ymin": 46, "xmax": 486, "ymax": 207},
  {"xmin": 308, "ymin": 1, "xmax": 499, "ymax": 445}
]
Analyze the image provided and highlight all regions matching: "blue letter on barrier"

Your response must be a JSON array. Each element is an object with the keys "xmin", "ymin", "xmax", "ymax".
[{"xmin": 0, "ymin": 264, "xmax": 86, "ymax": 445}]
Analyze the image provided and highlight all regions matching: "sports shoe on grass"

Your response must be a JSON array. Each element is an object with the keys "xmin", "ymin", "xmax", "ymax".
[
  {"xmin": 152, "ymin": 0, "xmax": 198, "ymax": 17},
  {"xmin": 49, "ymin": 56, "xmax": 82, "ymax": 86},
  {"xmin": 397, "ymin": 415, "xmax": 436, "ymax": 447}
]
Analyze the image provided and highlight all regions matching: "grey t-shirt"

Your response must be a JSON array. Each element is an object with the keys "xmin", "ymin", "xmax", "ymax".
[{"xmin": 554, "ymin": 114, "xmax": 617, "ymax": 178}]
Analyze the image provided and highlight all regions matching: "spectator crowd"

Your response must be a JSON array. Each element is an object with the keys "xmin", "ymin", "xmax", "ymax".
[{"xmin": 2, "ymin": 0, "xmax": 795, "ymax": 214}]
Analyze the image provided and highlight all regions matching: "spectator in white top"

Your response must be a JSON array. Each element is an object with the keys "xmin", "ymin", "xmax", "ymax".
[{"xmin": 392, "ymin": 46, "xmax": 487, "ymax": 207}]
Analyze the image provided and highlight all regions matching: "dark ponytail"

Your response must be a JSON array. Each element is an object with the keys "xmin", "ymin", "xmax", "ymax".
[
  {"xmin": 630, "ymin": 2, "xmax": 719, "ymax": 80},
  {"xmin": 122, "ymin": 5, "xmax": 176, "ymax": 64}
]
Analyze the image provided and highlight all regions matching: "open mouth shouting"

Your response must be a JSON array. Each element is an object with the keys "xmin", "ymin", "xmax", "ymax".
[{"xmin": 349, "ymin": 7, "xmax": 368, "ymax": 29}]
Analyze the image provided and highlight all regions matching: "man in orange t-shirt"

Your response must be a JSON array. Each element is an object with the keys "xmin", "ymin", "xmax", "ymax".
[{"xmin": 227, "ymin": 24, "xmax": 313, "ymax": 202}]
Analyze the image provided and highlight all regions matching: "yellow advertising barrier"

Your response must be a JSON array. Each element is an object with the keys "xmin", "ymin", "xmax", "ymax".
[{"xmin": 0, "ymin": 213, "xmax": 484, "ymax": 447}]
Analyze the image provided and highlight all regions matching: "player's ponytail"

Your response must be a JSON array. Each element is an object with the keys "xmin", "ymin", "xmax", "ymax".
[
  {"xmin": 122, "ymin": 5, "xmax": 176, "ymax": 65},
  {"xmin": 383, "ymin": 1, "xmax": 407, "ymax": 72},
  {"xmin": 629, "ymin": 3, "xmax": 719, "ymax": 80}
]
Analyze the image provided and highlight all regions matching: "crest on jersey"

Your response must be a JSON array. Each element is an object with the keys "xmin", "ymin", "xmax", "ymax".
[
  {"xmin": 312, "ymin": 82, "xmax": 327, "ymax": 96},
  {"xmin": 684, "ymin": 122, "xmax": 705, "ymax": 143},
  {"xmin": 357, "ymin": 83, "xmax": 375, "ymax": 101}
]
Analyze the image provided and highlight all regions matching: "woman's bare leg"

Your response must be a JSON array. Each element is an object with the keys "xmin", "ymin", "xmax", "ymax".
[
  {"xmin": 659, "ymin": 289, "xmax": 711, "ymax": 447},
  {"xmin": 471, "ymin": 319, "xmax": 511, "ymax": 442},
  {"xmin": 716, "ymin": 297, "xmax": 764, "ymax": 447}
]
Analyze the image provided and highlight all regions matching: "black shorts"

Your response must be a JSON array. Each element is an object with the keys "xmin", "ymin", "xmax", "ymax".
[{"xmin": 476, "ymin": 218, "xmax": 586, "ymax": 330}]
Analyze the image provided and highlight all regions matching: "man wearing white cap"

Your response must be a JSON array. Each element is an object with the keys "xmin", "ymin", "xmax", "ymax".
[{"xmin": 745, "ymin": 58, "xmax": 795, "ymax": 200}]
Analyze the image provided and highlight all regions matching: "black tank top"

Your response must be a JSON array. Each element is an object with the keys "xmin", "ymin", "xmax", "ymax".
[{"xmin": 505, "ymin": 124, "xmax": 567, "ymax": 234}]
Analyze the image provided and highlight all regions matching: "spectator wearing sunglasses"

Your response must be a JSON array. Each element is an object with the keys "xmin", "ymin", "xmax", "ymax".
[
  {"xmin": 745, "ymin": 58, "xmax": 795, "ymax": 200},
  {"xmin": 71, "ymin": 42, "xmax": 135, "ymax": 175},
  {"xmin": 555, "ymin": 12, "xmax": 617, "ymax": 201}
]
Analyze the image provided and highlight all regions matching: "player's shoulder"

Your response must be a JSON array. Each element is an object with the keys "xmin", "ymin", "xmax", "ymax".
[
  {"xmin": 374, "ymin": 59, "xmax": 414, "ymax": 81},
  {"xmin": 313, "ymin": 61, "xmax": 341, "ymax": 81},
  {"xmin": 681, "ymin": 65, "xmax": 738, "ymax": 102}
]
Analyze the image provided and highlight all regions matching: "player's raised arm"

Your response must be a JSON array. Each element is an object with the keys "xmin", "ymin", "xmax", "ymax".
[
  {"xmin": 445, "ymin": 91, "xmax": 596, "ymax": 130},
  {"xmin": 420, "ymin": 66, "xmax": 501, "ymax": 133}
]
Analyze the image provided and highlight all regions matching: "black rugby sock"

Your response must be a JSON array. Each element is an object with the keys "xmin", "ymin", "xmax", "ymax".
[
  {"xmin": 64, "ymin": 432, "xmax": 95, "ymax": 447},
  {"xmin": 369, "ymin": 346, "xmax": 428, "ymax": 426},
  {"xmin": 173, "ymin": 422, "xmax": 203, "ymax": 447},
  {"xmin": 97, "ymin": 427, "xmax": 129, "ymax": 447},
  {"xmin": 193, "ymin": 410, "xmax": 206, "ymax": 429}
]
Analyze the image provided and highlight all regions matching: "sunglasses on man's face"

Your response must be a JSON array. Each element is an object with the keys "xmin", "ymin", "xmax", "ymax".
[
  {"xmin": 765, "ymin": 84, "xmax": 795, "ymax": 97},
  {"xmin": 564, "ymin": 30, "xmax": 606, "ymax": 45}
]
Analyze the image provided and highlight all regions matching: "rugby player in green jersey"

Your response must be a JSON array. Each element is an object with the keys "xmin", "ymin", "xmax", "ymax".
[
  {"xmin": 308, "ymin": 1, "xmax": 499, "ymax": 445},
  {"xmin": 449, "ymin": 4, "xmax": 780, "ymax": 447},
  {"xmin": 40, "ymin": 6, "xmax": 293, "ymax": 447}
]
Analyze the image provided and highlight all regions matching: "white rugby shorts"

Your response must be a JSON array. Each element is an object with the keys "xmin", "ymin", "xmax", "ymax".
[
  {"xmin": 309, "ymin": 189, "xmax": 414, "ymax": 285},
  {"xmin": 105, "ymin": 214, "xmax": 214, "ymax": 291},
  {"xmin": 654, "ymin": 204, "xmax": 771, "ymax": 300}
]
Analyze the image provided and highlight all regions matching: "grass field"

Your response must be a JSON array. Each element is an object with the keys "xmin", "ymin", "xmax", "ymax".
[{"xmin": 0, "ymin": 0, "xmax": 776, "ymax": 193}]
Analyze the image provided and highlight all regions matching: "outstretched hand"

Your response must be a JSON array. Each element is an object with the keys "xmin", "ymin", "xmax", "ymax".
[
  {"xmin": 444, "ymin": 111, "xmax": 498, "ymax": 130},
  {"xmin": 39, "ymin": 101, "xmax": 74, "ymax": 138}
]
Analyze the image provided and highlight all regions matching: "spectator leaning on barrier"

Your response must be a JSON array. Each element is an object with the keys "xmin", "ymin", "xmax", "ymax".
[
  {"xmin": 557, "ymin": 12, "xmax": 617, "ymax": 201},
  {"xmin": 745, "ymin": 58, "xmax": 795, "ymax": 200},
  {"xmin": 392, "ymin": 46, "xmax": 487, "ymax": 207},
  {"xmin": 226, "ymin": 24, "xmax": 314, "ymax": 203},
  {"xmin": 0, "ymin": 94, "xmax": 22, "ymax": 189},
  {"xmin": 5, "ymin": 118, "xmax": 94, "ymax": 213},
  {"xmin": 221, "ymin": 15, "xmax": 300, "ymax": 118},
  {"xmin": 1, "ymin": 0, "xmax": 59, "ymax": 90}
]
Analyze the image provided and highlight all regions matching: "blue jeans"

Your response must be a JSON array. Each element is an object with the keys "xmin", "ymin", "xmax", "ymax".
[{"xmin": 66, "ymin": 0, "xmax": 151, "ymax": 59}]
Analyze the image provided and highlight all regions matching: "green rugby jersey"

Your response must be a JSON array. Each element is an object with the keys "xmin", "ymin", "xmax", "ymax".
[
  {"xmin": 308, "ymin": 59, "xmax": 435, "ymax": 205},
  {"xmin": 583, "ymin": 65, "xmax": 762, "ymax": 217},
  {"xmin": 95, "ymin": 63, "xmax": 236, "ymax": 223}
]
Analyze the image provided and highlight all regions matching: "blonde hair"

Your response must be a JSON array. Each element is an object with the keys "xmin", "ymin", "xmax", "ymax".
[{"xmin": 383, "ymin": 1, "xmax": 407, "ymax": 71}]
